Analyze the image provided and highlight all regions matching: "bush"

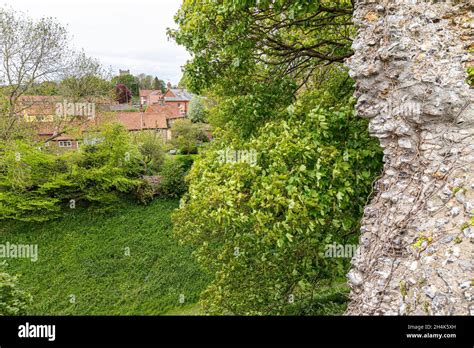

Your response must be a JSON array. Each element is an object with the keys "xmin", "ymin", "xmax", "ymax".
[
  {"xmin": 188, "ymin": 96, "xmax": 207, "ymax": 123},
  {"xmin": 170, "ymin": 119, "xmax": 208, "ymax": 154},
  {"xmin": 0, "ymin": 140, "xmax": 75, "ymax": 221},
  {"xmin": 467, "ymin": 66, "xmax": 474, "ymax": 87},
  {"xmin": 0, "ymin": 123, "xmax": 145, "ymax": 221},
  {"xmin": 173, "ymin": 95, "xmax": 382, "ymax": 315},
  {"xmin": 131, "ymin": 131, "xmax": 166, "ymax": 174},
  {"xmin": 158, "ymin": 155, "xmax": 196, "ymax": 198},
  {"xmin": 0, "ymin": 262, "xmax": 32, "ymax": 315}
]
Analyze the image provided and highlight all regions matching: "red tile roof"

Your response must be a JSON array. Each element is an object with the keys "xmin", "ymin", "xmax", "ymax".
[
  {"xmin": 113, "ymin": 112, "xmax": 168, "ymax": 130},
  {"xmin": 139, "ymin": 89, "xmax": 154, "ymax": 97},
  {"xmin": 145, "ymin": 104, "xmax": 184, "ymax": 119}
]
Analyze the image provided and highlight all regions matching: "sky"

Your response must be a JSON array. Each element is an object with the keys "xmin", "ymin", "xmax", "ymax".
[{"xmin": 1, "ymin": 0, "xmax": 190, "ymax": 84}]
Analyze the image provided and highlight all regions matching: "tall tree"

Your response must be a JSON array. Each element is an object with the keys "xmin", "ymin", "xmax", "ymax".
[
  {"xmin": 170, "ymin": 0, "xmax": 383, "ymax": 315},
  {"xmin": 59, "ymin": 51, "xmax": 113, "ymax": 101},
  {"xmin": 0, "ymin": 7, "xmax": 71, "ymax": 139},
  {"xmin": 153, "ymin": 77, "xmax": 166, "ymax": 92},
  {"xmin": 111, "ymin": 74, "xmax": 139, "ymax": 97},
  {"xmin": 169, "ymin": 0, "xmax": 354, "ymax": 93}
]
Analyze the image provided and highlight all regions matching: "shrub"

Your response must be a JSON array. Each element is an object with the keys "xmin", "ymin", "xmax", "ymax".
[
  {"xmin": 173, "ymin": 96, "xmax": 382, "ymax": 315},
  {"xmin": 188, "ymin": 96, "xmax": 207, "ymax": 123},
  {"xmin": 133, "ymin": 179, "xmax": 156, "ymax": 204},
  {"xmin": 131, "ymin": 131, "xmax": 166, "ymax": 174},
  {"xmin": 69, "ymin": 124, "xmax": 143, "ymax": 207},
  {"xmin": 0, "ymin": 140, "xmax": 76, "ymax": 221},
  {"xmin": 0, "ymin": 123, "xmax": 145, "ymax": 221},
  {"xmin": 467, "ymin": 66, "xmax": 474, "ymax": 87},
  {"xmin": 0, "ymin": 262, "xmax": 32, "ymax": 315},
  {"xmin": 158, "ymin": 155, "xmax": 196, "ymax": 198},
  {"xmin": 170, "ymin": 119, "xmax": 208, "ymax": 154}
]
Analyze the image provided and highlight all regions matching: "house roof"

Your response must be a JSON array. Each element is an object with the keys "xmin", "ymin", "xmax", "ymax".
[
  {"xmin": 145, "ymin": 104, "xmax": 184, "ymax": 119},
  {"xmin": 164, "ymin": 88, "xmax": 193, "ymax": 102},
  {"xmin": 114, "ymin": 112, "xmax": 168, "ymax": 130},
  {"xmin": 21, "ymin": 94, "xmax": 183, "ymax": 142},
  {"xmin": 139, "ymin": 89, "xmax": 154, "ymax": 97}
]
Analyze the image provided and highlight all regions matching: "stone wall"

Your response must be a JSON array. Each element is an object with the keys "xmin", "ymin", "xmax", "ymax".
[{"xmin": 345, "ymin": 0, "xmax": 473, "ymax": 315}]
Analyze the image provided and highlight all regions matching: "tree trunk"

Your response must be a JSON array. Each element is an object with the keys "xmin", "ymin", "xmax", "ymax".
[{"xmin": 345, "ymin": 0, "xmax": 473, "ymax": 315}]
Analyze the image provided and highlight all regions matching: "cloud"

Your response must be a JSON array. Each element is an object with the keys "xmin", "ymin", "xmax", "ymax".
[{"xmin": 1, "ymin": 0, "xmax": 190, "ymax": 84}]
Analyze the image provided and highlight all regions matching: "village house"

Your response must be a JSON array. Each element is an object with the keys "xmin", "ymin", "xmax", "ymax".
[
  {"xmin": 139, "ymin": 84, "xmax": 193, "ymax": 116},
  {"xmin": 20, "ymin": 85, "xmax": 192, "ymax": 149}
]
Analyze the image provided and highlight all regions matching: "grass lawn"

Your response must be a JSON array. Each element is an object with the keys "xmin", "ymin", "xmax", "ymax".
[{"xmin": 0, "ymin": 199, "xmax": 209, "ymax": 315}]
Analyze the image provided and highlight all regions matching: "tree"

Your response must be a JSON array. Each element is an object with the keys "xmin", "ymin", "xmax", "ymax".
[
  {"xmin": 153, "ymin": 77, "xmax": 166, "ymax": 93},
  {"xmin": 170, "ymin": 119, "xmax": 208, "ymax": 154},
  {"xmin": 170, "ymin": 0, "xmax": 383, "ymax": 315},
  {"xmin": 58, "ymin": 51, "xmax": 113, "ymax": 101},
  {"xmin": 173, "ymin": 89, "xmax": 382, "ymax": 315},
  {"xmin": 25, "ymin": 81, "xmax": 59, "ymax": 96},
  {"xmin": 136, "ymin": 73, "xmax": 153, "ymax": 90},
  {"xmin": 115, "ymin": 84, "xmax": 132, "ymax": 104},
  {"xmin": 0, "ymin": 7, "xmax": 71, "ymax": 140},
  {"xmin": 131, "ymin": 131, "xmax": 166, "ymax": 174},
  {"xmin": 0, "ymin": 123, "xmax": 144, "ymax": 222},
  {"xmin": 169, "ymin": 0, "xmax": 354, "ymax": 93},
  {"xmin": 187, "ymin": 96, "xmax": 207, "ymax": 123},
  {"xmin": 111, "ymin": 74, "xmax": 139, "ymax": 97}
]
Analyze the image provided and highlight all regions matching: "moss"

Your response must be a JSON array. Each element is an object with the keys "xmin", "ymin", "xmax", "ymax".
[
  {"xmin": 400, "ymin": 280, "xmax": 408, "ymax": 300},
  {"xmin": 412, "ymin": 232, "xmax": 432, "ymax": 251},
  {"xmin": 423, "ymin": 301, "xmax": 430, "ymax": 314}
]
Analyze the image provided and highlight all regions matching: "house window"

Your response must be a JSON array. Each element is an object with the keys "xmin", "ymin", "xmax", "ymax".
[{"xmin": 58, "ymin": 141, "xmax": 73, "ymax": 148}]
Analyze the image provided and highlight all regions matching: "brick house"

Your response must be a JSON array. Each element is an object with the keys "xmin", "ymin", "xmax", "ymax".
[
  {"xmin": 20, "ymin": 94, "xmax": 186, "ymax": 149},
  {"xmin": 139, "ymin": 87, "xmax": 193, "ymax": 116},
  {"xmin": 163, "ymin": 88, "xmax": 193, "ymax": 116}
]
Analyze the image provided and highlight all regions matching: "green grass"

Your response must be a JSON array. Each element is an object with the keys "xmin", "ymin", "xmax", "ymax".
[{"xmin": 0, "ymin": 199, "xmax": 209, "ymax": 315}]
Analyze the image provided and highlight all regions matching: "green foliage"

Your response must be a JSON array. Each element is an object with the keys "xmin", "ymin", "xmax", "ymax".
[
  {"xmin": 173, "ymin": 92, "xmax": 382, "ymax": 315},
  {"xmin": 0, "ymin": 140, "xmax": 75, "ymax": 221},
  {"xmin": 153, "ymin": 77, "xmax": 167, "ymax": 93},
  {"xmin": 170, "ymin": 119, "xmax": 208, "ymax": 155},
  {"xmin": 25, "ymin": 81, "xmax": 59, "ymax": 96},
  {"xmin": 187, "ymin": 96, "xmax": 207, "ymax": 123},
  {"xmin": 59, "ymin": 76, "xmax": 112, "ymax": 99},
  {"xmin": 169, "ymin": 0, "xmax": 354, "ymax": 93},
  {"xmin": 467, "ymin": 66, "xmax": 474, "ymax": 87},
  {"xmin": 1, "ymin": 199, "xmax": 209, "ymax": 315},
  {"xmin": 131, "ymin": 131, "xmax": 166, "ymax": 175},
  {"xmin": 158, "ymin": 155, "xmax": 196, "ymax": 198},
  {"xmin": 169, "ymin": 0, "xmax": 383, "ymax": 315},
  {"xmin": 59, "ymin": 52, "xmax": 113, "ymax": 100},
  {"xmin": 208, "ymin": 77, "xmax": 295, "ymax": 139},
  {"xmin": 73, "ymin": 124, "xmax": 143, "ymax": 207},
  {"xmin": 0, "ymin": 124, "xmax": 145, "ymax": 222},
  {"xmin": 0, "ymin": 261, "xmax": 32, "ymax": 315},
  {"xmin": 111, "ymin": 74, "xmax": 139, "ymax": 97}
]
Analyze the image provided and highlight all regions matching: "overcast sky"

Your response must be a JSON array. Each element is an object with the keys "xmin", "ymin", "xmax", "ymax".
[{"xmin": 2, "ymin": 0, "xmax": 190, "ymax": 84}]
